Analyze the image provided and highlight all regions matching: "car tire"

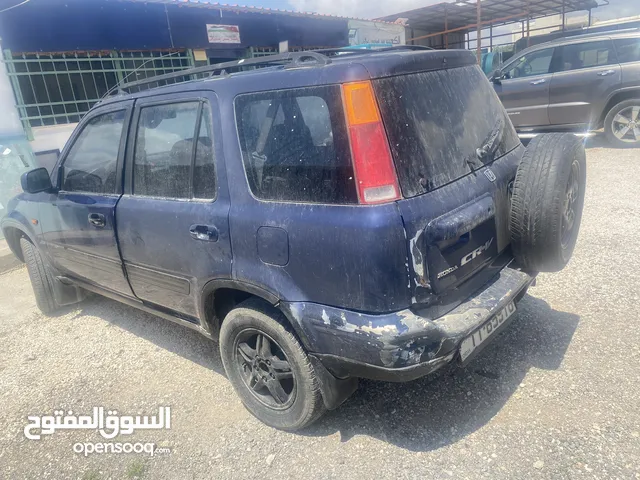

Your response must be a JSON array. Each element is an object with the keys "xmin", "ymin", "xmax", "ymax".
[
  {"xmin": 219, "ymin": 298, "xmax": 326, "ymax": 431},
  {"xmin": 604, "ymin": 99, "xmax": 640, "ymax": 148},
  {"xmin": 20, "ymin": 237, "xmax": 58, "ymax": 314},
  {"xmin": 510, "ymin": 133, "xmax": 586, "ymax": 272}
]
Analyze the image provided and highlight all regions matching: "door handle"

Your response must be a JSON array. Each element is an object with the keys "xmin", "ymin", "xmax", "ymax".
[
  {"xmin": 88, "ymin": 213, "xmax": 106, "ymax": 228},
  {"xmin": 598, "ymin": 69, "xmax": 616, "ymax": 76},
  {"xmin": 189, "ymin": 224, "xmax": 219, "ymax": 242},
  {"xmin": 530, "ymin": 78, "xmax": 546, "ymax": 85}
]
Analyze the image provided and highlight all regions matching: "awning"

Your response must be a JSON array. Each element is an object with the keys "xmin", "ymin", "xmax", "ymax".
[{"xmin": 378, "ymin": 0, "xmax": 601, "ymax": 40}]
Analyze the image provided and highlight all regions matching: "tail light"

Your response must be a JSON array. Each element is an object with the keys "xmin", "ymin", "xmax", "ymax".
[{"xmin": 341, "ymin": 81, "xmax": 401, "ymax": 205}]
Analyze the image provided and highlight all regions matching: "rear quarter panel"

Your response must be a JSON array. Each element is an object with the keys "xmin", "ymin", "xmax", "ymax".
[{"xmin": 217, "ymin": 83, "xmax": 411, "ymax": 313}]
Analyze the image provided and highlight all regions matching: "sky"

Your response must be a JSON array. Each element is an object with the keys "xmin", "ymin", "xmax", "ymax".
[{"xmin": 254, "ymin": 0, "xmax": 640, "ymax": 21}]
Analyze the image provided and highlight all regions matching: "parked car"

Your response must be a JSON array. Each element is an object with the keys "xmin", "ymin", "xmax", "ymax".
[
  {"xmin": 491, "ymin": 31, "xmax": 640, "ymax": 147},
  {"xmin": 1, "ymin": 47, "xmax": 586, "ymax": 431}
]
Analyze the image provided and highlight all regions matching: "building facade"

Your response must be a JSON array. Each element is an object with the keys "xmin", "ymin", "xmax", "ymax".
[{"xmin": 0, "ymin": 0, "xmax": 404, "ymax": 239}]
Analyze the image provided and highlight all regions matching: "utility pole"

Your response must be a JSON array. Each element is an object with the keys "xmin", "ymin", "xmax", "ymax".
[{"xmin": 476, "ymin": 0, "xmax": 482, "ymax": 63}]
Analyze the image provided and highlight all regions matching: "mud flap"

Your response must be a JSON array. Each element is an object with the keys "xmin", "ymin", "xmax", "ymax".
[
  {"xmin": 52, "ymin": 275, "xmax": 88, "ymax": 306},
  {"xmin": 309, "ymin": 355, "xmax": 358, "ymax": 410}
]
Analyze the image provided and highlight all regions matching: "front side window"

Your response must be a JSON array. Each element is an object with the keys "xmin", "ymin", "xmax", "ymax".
[
  {"xmin": 133, "ymin": 102, "xmax": 216, "ymax": 199},
  {"xmin": 62, "ymin": 110, "xmax": 125, "ymax": 194},
  {"xmin": 559, "ymin": 40, "xmax": 616, "ymax": 71},
  {"xmin": 615, "ymin": 38, "xmax": 640, "ymax": 64},
  {"xmin": 235, "ymin": 86, "xmax": 357, "ymax": 204},
  {"xmin": 504, "ymin": 48, "xmax": 555, "ymax": 79}
]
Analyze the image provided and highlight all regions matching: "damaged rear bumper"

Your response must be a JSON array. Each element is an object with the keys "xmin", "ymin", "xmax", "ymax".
[{"xmin": 281, "ymin": 265, "xmax": 535, "ymax": 383}]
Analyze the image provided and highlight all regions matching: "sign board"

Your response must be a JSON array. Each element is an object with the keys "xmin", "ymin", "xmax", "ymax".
[
  {"xmin": 207, "ymin": 24, "xmax": 241, "ymax": 44},
  {"xmin": 279, "ymin": 40, "xmax": 289, "ymax": 53},
  {"xmin": 193, "ymin": 49, "xmax": 208, "ymax": 62},
  {"xmin": 348, "ymin": 20, "xmax": 406, "ymax": 46}
]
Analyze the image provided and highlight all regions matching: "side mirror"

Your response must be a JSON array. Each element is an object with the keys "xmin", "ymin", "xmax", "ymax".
[
  {"xmin": 21, "ymin": 167, "xmax": 53, "ymax": 194},
  {"xmin": 491, "ymin": 69, "xmax": 503, "ymax": 84}
]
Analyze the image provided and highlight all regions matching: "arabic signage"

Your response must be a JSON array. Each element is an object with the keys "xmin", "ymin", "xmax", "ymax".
[
  {"xmin": 348, "ymin": 20, "xmax": 406, "ymax": 46},
  {"xmin": 207, "ymin": 24, "xmax": 241, "ymax": 44}
]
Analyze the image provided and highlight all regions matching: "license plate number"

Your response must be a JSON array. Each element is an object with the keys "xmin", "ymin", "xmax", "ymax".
[{"xmin": 459, "ymin": 301, "xmax": 516, "ymax": 362}]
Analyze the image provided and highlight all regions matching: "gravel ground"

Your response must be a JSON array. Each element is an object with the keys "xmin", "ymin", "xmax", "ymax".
[{"xmin": 1, "ymin": 136, "xmax": 639, "ymax": 480}]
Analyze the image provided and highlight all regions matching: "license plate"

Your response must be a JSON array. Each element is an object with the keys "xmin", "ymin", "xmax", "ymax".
[{"xmin": 459, "ymin": 301, "xmax": 517, "ymax": 362}]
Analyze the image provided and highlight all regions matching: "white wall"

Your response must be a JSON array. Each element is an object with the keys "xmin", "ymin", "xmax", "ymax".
[
  {"xmin": 0, "ymin": 43, "xmax": 33, "ymax": 240},
  {"xmin": 30, "ymin": 124, "xmax": 78, "ymax": 154},
  {"xmin": 0, "ymin": 45, "xmax": 23, "ymax": 140}
]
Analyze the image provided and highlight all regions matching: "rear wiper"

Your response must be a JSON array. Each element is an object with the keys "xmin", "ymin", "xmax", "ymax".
[{"xmin": 476, "ymin": 118, "xmax": 504, "ymax": 163}]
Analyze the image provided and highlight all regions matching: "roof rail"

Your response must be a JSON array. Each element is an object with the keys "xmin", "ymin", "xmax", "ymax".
[
  {"xmin": 116, "ymin": 45, "xmax": 436, "ymax": 94},
  {"xmin": 119, "ymin": 50, "xmax": 331, "ymax": 92},
  {"xmin": 317, "ymin": 45, "xmax": 435, "ymax": 55},
  {"xmin": 557, "ymin": 27, "xmax": 639, "ymax": 42}
]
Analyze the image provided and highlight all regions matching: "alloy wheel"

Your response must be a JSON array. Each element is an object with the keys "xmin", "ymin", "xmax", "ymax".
[
  {"xmin": 233, "ymin": 329, "xmax": 296, "ymax": 409},
  {"xmin": 612, "ymin": 106, "xmax": 640, "ymax": 143}
]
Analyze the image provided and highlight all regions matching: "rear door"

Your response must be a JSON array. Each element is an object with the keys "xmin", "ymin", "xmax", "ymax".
[
  {"xmin": 548, "ymin": 39, "xmax": 620, "ymax": 127},
  {"xmin": 493, "ymin": 47, "xmax": 556, "ymax": 128},
  {"xmin": 116, "ymin": 92, "xmax": 232, "ymax": 321},
  {"xmin": 39, "ymin": 102, "xmax": 133, "ymax": 296},
  {"xmin": 614, "ymin": 36, "xmax": 640, "ymax": 104},
  {"xmin": 375, "ymin": 64, "xmax": 522, "ymax": 307}
]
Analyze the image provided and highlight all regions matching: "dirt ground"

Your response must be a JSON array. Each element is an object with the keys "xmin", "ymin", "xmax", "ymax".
[{"xmin": 1, "ymin": 135, "xmax": 639, "ymax": 479}]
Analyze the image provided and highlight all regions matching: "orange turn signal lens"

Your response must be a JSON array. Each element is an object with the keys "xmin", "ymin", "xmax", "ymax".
[{"xmin": 342, "ymin": 81, "xmax": 381, "ymax": 126}]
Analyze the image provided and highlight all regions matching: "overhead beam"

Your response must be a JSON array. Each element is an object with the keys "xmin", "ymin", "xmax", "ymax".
[{"xmin": 407, "ymin": 11, "xmax": 526, "ymax": 42}]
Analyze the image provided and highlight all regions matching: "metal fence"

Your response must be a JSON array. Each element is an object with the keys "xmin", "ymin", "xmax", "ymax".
[
  {"xmin": 3, "ymin": 49, "xmax": 195, "ymax": 137},
  {"xmin": 249, "ymin": 46, "xmax": 333, "ymax": 57}
]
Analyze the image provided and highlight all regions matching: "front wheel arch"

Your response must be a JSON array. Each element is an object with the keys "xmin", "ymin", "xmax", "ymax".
[{"xmin": 2, "ymin": 225, "xmax": 29, "ymax": 262}]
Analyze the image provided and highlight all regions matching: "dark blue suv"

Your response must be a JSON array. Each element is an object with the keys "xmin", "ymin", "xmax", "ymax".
[{"xmin": 1, "ymin": 48, "xmax": 586, "ymax": 430}]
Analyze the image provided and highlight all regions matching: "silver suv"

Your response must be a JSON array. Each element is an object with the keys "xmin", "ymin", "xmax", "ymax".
[{"xmin": 492, "ymin": 31, "xmax": 640, "ymax": 147}]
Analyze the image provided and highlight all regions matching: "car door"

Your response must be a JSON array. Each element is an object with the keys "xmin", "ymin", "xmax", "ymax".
[
  {"xmin": 116, "ymin": 92, "xmax": 232, "ymax": 321},
  {"xmin": 548, "ymin": 39, "xmax": 621, "ymax": 127},
  {"xmin": 493, "ymin": 47, "xmax": 556, "ymax": 128},
  {"xmin": 38, "ymin": 101, "xmax": 134, "ymax": 296},
  {"xmin": 614, "ymin": 36, "xmax": 640, "ymax": 96}
]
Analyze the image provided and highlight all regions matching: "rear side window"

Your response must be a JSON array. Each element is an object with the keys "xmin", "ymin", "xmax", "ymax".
[
  {"xmin": 558, "ymin": 40, "xmax": 616, "ymax": 71},
  {"xmin": 133, "ymin": 102, "xmax": 216, "ymax": 199},
  {"xmin": 62, "ymin": 110, "xmax": 125, "ymax": 194},
  {"xmin": 235, "ymin": 86, "xmax": 357, "ymax": 204},
  {"xmin": 615, "ymin": 38, "xmax": 640, "ymax": 64},
  {"xmin": 193, "ymin": 104, "xmax": 216, "ymax": 199},
  {"xmin": 375, "ymin": 65, "xmax": 520, "ymax": 198}
]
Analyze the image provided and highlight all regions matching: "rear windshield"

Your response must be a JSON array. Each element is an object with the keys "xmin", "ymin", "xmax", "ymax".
[
  {"xmin": 235, "ymin": 86, "xmax": 357, "ymax": 204},
  {"xmin": 374, "ymin": 65, "xmax": 520, "ymax": 198}
]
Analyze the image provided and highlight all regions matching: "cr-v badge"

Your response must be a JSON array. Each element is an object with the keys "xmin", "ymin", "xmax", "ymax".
[{"xmin": 437, "ymin": 237, "xmax": 495, "ymax": 279}]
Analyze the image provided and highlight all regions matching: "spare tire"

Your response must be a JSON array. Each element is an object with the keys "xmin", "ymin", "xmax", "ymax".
[{"xmin": 510, "ymin": 133, "xmax": 586, "ymax": 272}]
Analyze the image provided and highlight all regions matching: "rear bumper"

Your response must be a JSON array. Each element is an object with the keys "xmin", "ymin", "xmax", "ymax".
[{"xmin": 281, "ymin": 265, "xmax": 535, "ymax": 382}]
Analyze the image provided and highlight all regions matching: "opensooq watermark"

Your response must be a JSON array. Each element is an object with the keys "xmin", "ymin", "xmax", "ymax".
[{"xmin": 24, "ymin": 406, "xmax": 172, "ymax": 456}]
